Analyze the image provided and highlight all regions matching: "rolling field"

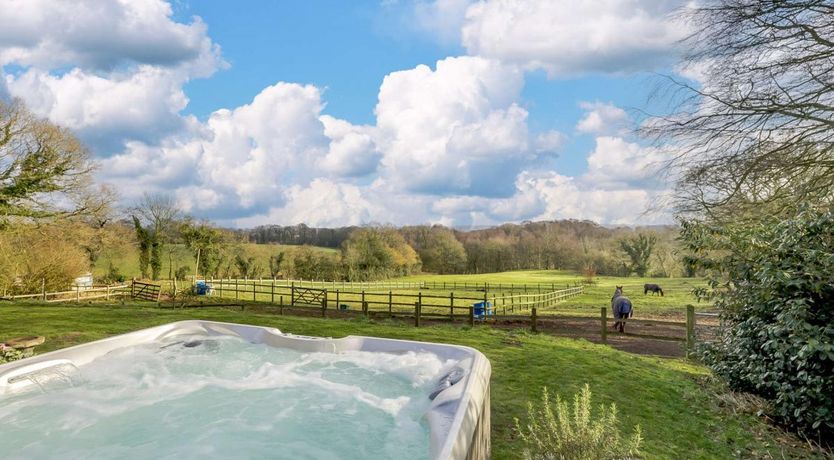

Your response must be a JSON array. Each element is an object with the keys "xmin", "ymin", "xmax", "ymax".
[{"xmin": 0, "ymin": 305, "xmax": 820, "ymax": 459}]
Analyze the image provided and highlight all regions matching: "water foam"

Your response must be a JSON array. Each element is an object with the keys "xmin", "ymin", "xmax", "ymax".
[{"xmin": 0, "ymin": 335, "xmax": 451, "ymax": 459}]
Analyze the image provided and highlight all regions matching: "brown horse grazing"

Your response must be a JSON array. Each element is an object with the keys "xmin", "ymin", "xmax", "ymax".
[
  {"xmin": 644, "ymin": 283, "xmax": 664, "ymax": 296},
  {"xmin": 611, "ymin": 286, "xmax": 633, "ymax": 333}
]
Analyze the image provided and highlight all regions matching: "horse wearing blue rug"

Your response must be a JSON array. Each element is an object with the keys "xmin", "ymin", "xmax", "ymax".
[{"xmin": 611, "ymin": 286, "xmax": 633, "ymax": 333}]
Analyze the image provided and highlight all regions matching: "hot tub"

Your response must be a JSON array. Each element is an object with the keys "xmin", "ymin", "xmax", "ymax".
[{"xmin": 0, "ymin": 321, "xmax": 491, "ymax": 459}]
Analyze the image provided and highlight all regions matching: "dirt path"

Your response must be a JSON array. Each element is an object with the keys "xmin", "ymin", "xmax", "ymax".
[
  {"xmin": 183, "ymin": 301, "xmax": 708, "ymax": 358},
  {"xmin": 489, "ymin": 316, "xmax": 691, "ymax": 357}
]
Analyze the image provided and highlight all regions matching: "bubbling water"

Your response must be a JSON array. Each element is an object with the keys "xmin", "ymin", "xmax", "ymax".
[{"xmin": 0, "ymin": 335, "xmax": 455, "ymax": 459}]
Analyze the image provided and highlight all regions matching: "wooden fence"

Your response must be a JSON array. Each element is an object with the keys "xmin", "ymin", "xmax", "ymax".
[
  {"xmin": 204, "ymin": 278, "xmax": 583, "ymax": 325},
  {"xmin": 1, "ymin": 279, "xmax": 163, "ymax": 303},
  {"xmin": 200, "ymin": 278, "xmax": 707, "ymax": 355},
  {"xmin": 520, "ymin": 305, "xmax": 700, "ymax": 356},
  {"xmin": 242, "ymin": 278, "xmax": 583, "ymax": 293},
  {"xmin": 0, "ymin": 283, "xmax": 131, "ymax": 303},
  {"xmin": 131, "ymin": 280, "xmax": 162, "ymax": 302}
]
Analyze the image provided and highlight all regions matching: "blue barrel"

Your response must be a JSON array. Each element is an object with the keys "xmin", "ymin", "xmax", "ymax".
[
  {"xmin": 194, "ymin": 281, "xmax": 211, "ymax": 295},
  {"xmin": 472, "ymin": 301, "xmax": 493, "ymax": 319}
]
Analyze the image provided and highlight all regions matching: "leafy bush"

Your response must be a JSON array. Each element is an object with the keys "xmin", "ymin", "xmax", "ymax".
[
  {"xmin": 0, "ymin": 346, "xmax": 24, "ymax": 364},
  {"xmin": 514, "ymin": 384, "xmax": 642, "ymax": 460},
  {"xmin": 102, "ymin": 262, "xmax": 125, "ymax": 283},
  {"xmin": 0, "ymin": 224, "xmax": 89, "ymax": 293},
  {"xmin": 682, "ymin": 208, "xmax": 834, "ymax": 438}
]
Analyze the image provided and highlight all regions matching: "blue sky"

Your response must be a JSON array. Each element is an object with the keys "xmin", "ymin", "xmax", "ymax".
[{"xmin": 0, "ymin": 0, "xmax": 689, "ymax": 227}]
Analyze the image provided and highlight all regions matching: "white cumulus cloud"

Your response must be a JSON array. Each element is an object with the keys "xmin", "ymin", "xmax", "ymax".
[
  {"xmin": 576, "ymin": 101, "xmax": 630, "ymax": 135},
  {"xmin": 0, "ymin": 0, "xmax": 222, "ymax": 74},
  {"xmin": 375, "ymin": 56, "xmax": 534, "ymax": 197},
  {"xmin": 7, "ymin": 66, "xmax": 192, "ymax": 153},
  {"xmin": 583, "ymin": 136, "xmax": 670, "ymax": 189},
  {"xmin": 461, "ymin": 0, "xmax": 688, "ymax": 76},
  {"xmin": 235, "ymin": 179, "xmax": 376, "ymax": 228},
  {"xmin": 0, "ymin": 0, "xmax": 224, "ymax": 153}
]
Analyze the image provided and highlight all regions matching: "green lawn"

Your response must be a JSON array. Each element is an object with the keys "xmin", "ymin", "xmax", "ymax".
[
  {"xmin": 400, "ymin": 269, "xmax": 584, "ymax": 285},
  {"xmin": 0, "ymin": 305, "xmax": 813, "ymax": 459}
]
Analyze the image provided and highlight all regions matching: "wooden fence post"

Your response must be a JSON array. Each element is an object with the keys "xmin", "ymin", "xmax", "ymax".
[
  {"xmin": 388, "ymin": 291, "xmax": 393, "ymax": 314},
  {"xmin": 106, "ymin": 285, "xmax": 110, "ymax": 301},
  {"xmin": 321, "ymin": 292, "xmax": 327, "ymax": 318},
  {"xmin": 414, "ymin": 301, "xmax": 421, "ymax": 327},
  {"xmin": 279, "ymin": 296, "xmax": 284, "ymax": 315},
  {"xmin": 600, "ymin": 307, "xmax": 608, "ymax": 343},
  {"xmin": 76, "ymin": 285, "xmax": 80, "ymax": 303},
  {"xmin": 253, "ymin": 281, "xmax": 256, "ymax": 302},
  {"xmin": 290, "ymin": 282, "xmax": 295, "ymax": 306},
  {"xmin": 531, "ymin": 307, "xmax": 538, "ymax": 333},
  {"xmin": 235, "ymin": 279, "xmax": 239, "ymax": 300},
  {"xmin": 469, "ymin": 305, "xmax": 475, "ymax": 327},
  {"xmin": 131, "ymin": 278, "xmax": 136, "ymax": 298},
  {"xmin": 336, "ymin": 289, "xmax": 340, "ymax": 310},
  {"xmin": 686, "ymin": 305, "xmax": 696, "ymax": 358},
  {"xmin": 449, "ymin": 292, "xmax": 455, "ymax": 321},
  {"xmin": 271, "ymin": 282, "xmax": 275, "ymax": 304},
  {"xmin": 362, "ymin": 301, "xmax": 369, "ymax": 316}
]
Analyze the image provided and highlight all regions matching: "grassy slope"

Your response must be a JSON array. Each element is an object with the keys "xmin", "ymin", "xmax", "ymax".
[{"xmin": 0, "ymin": 305, "xmax": 811, "ymax": 459}]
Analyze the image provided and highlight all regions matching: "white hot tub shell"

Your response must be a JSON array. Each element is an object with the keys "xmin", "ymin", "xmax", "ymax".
[{"xmin": 0, "ymin": 320, "xmax": 491, "ymax": 459}]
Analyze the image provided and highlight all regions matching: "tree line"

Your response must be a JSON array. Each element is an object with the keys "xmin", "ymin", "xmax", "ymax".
[{"xmin": 238, "ymin": 220, "xmax": 683, "ymax": 279}]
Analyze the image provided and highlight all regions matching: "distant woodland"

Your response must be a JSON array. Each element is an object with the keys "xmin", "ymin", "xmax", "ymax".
[{"xmin": 241, "ymin": 221, "xmax": 684, "ymax": 278}]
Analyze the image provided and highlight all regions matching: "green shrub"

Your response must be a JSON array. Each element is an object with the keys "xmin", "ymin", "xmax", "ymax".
[
  {"xmin": 682, "ymin": 208, "xmax": 834, "ymax": 437},
  {"xmin": 0, "ymin": 346, "xmax": 25, "ymax": 364},
  {"xmin": 514, "ymin": 384, "xmax": 642, "ymax": 460},
  {"xmin": 103, "ymin": 262, "xmax": 125, "ymax": 283}
]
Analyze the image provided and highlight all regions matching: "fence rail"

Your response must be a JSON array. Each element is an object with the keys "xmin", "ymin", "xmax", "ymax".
[
  {"xmin": 217, "ymin": 278, "xmax": 584, "ymax": 293},
  {"xmin": 132, "ymin": 280, "xmax": 162, "ymax": 302},
  {"xmin": 203, "ymin": 278, "xmax": 584, "ymax": 324},
  {"xmin": 0, "ymin": 284, "xmax": 131, "ymax": 303},
  {"xmin": 0, "ymin": 280, "xmax": 166, "ymax": 303},
  {"xmin": 200, "ymin": 278, "xmax": 704, "ymax": 355}
]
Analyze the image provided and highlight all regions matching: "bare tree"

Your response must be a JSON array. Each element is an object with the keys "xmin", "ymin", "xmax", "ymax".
[
  {"xmin": 131, "ymin": 192, "xmax": 181, "ymax": 280},
  {"xmin": 646, "ymin": 0, "xmax": 834, "ymax": 219},
  {"xmin": 0, "ymin": 99, "xmax": 101, "ymax": 223},
  {"xmin": 133, "ymin": 193, "xmax": 180, "ymax": 236}
]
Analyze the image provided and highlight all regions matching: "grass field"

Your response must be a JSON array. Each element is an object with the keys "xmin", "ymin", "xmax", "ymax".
[
  {"xmin": 403, "ymin": 270, "xmax": 709, "ymax": 319},
  {"xmin": 0, "ymin": 305, "xmax": 819, "ymax": 459},
  {"xmin": 160, "ymin": 269, "xmax": 707, "ymax": 323}
]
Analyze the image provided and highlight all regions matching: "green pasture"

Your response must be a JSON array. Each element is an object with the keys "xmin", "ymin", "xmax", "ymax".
[
  {"xmin": 403, "ymin": 270, "xmax": 709, "ymax": 319},
  {"xmin": 173, "ymin": 270, "xmax": 709, "ymax": 321},
  {"xmin": 0, "ymin": 305, "xmax": 816, "ymax": 459}
]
